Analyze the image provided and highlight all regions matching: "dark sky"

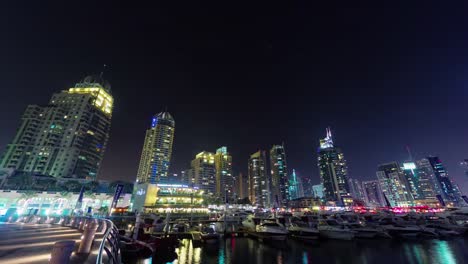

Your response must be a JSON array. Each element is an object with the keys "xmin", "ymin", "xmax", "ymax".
[{"xmin": 1, "ymin": 2, "xmax": 468, "ymax": 193}]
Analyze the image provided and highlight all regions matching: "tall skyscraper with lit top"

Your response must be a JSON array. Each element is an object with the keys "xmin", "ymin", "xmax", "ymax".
[
  {"xmin": 376, "ymin": 162, "xmax": 414, "ymax": 207},
  {"xmin": 214, "ymin": 146, "xmax": 233, "ymax": 201},
  {"xmin": 191, "ymin": 151, "xmax": 216, "ymax": 195},
  {"xmin": 317, "ymin": 128, "xmax": 350, "ymax": 204},
  {"xmin": 0, "ymin": 75, "xmax": 113, "ymax": 179},
  {"xmin": 136, "ymin": 112, "xmax": 175, "ymax": 184}
]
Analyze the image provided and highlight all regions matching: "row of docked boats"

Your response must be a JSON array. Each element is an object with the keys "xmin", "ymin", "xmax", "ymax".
[{"xmin": 240, "ymin": 210, "xmax": 468, "ymax": 241}]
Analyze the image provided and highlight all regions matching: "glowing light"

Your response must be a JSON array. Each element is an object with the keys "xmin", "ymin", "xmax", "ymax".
[
  {"xmin": 69, "ymin": 87, "xmax": 113, "ymax": 115},
  {"xmin": 403, "ymin": 162, "xmax": 416, "ymax": 170}
]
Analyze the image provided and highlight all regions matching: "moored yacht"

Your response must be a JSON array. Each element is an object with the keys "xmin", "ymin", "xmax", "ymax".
[
  {"xmin": 317, "ymin": 219, "xmax": 355, "ymax": 240},
  {"xmin": 288, "ymin": 221, "xmax": 320, "ymax": 241},
  {"xmin": 255, "ymin": 220, "xmax": 288, "ymax": 241}
]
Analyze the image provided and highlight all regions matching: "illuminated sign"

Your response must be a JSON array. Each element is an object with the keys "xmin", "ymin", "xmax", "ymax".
[
  {"xmin": 403, "ymin": 162, "xmax": 416, "ymax": 170},
  {"xmin": 157, "ymin": 183, "xmax": 189, "ymax": 188}
]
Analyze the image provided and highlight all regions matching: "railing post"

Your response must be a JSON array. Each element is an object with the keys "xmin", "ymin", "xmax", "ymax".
[
  {"xmin": 49, "ymin": 240, "xmax": 75, "ymax": 264},
  {"xmin": 77, "ymin": 219, "xmax": 98, "ymax": 254},
  {"xmin": 133, "ymin": 212, "xmax": 141, "ymax": 240},
  {"xmin": 78, "ymin": 218, "xmax": 87, "ymax": 231}
]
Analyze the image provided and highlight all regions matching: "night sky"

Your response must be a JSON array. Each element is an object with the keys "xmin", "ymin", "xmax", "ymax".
[{"xmin": 1, "ymin": 2, "xmax": 468, "ymax": 193}]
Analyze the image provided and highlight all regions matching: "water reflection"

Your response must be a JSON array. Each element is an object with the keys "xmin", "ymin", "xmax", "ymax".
[{"xmin": 162, "ymin": 237, "xmax": 468, "ymax": 264}]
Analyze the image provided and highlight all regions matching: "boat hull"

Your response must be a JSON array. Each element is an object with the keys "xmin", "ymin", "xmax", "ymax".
[{"xmin": 319, "ymin": 230, "xmax": 354, "ymax": 240}]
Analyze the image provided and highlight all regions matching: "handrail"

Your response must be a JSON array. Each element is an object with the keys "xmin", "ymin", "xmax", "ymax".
[{"xmin": 96, "ymin": 218, "xmax": 121, "ymax": 264}]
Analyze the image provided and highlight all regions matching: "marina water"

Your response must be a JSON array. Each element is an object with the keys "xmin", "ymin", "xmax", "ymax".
[{"xmin": 136, "ymin": 236, "xmax": 468, "ymax": 264}]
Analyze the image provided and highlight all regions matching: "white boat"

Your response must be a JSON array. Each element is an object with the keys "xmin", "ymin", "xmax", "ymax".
[
  {"xmin": 241, "ymin": 214, "xmax": 257, "ymax": 231},
  {"xmin": 318, "ymin": 220, "xmax": 355, "ymax": 240},
  {"xmin": 255, "ymin": 220, "xmax": 288, "ymax": 241},
  {"xmin": 288, "ymin": 221, "xmax": 320, "ymax": 241}
]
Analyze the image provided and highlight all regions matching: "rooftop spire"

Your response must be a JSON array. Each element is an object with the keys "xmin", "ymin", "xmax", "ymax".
[{"xmin": 319, "ymin": 127, "xmax": 334, "ymax": 149}]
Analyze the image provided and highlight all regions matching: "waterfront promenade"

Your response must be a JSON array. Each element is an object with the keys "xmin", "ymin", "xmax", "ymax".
[{"xmin": 0, "ymin": 222, "xmax": 104, "ymax": 264}]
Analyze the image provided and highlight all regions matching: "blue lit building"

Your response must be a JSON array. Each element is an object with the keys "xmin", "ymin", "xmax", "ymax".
[{"xmin": 136, "ymin": 112, "xmax": 175, "ymax": 184}]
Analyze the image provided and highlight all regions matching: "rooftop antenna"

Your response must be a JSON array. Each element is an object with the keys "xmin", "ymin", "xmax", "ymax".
[
  {"xmin": 100, "ymin": 64, "xmax": 107, "ymax": 78},
  {"xmin": 326, "ymin": 127, "xmax": 332, "ymax": 139}
]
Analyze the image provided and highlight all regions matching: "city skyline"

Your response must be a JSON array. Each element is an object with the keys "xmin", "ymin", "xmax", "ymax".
[{"xmin": 1, "ymin": 3, "xmax": 468, "ymax": 196}]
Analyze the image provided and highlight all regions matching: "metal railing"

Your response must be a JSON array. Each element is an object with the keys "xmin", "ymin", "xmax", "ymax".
[{"xmin": 96, "ymin": 218, "xmax": 121, "ymax": 264}]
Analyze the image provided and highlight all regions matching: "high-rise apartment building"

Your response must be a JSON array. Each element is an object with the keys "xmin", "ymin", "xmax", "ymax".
[
  {"xmin": 236, "ymin": 172, "xmax": 247, "ymax": 199},
  {"xmin": 362, "ymin": 180, "xmax": 384, "ymax": 207},
  {"xmin": 317, "ymin": 128, "xmax": 350, "ymax": 204},
  {"xmin": 248, "ymin": 150, "xmax": 269, "ymax": 207},
  {"xmin": 191, "ymin": 151, "xmax": 216, "ymax": 195},
  {"xmin": 136, "ymin": 112, "xmax": 175, "ymax": 184},
  {"xmin": 270, "ymin": 144, "xmax": 289, "ymax": 206},
  {"xmin": 214, "ymin": 147, "xmax": 233, "ymax": 201},
  {"xmin": 418, "ymin": 157, "xmax": 461, "ymax": 205},
  {"xmin": 0, "ymin": 75, "xmax": 113, "ymax": 179},
  {"xmin": 376, "ymin": 162, "xmax": 414, "ymax": 207}
]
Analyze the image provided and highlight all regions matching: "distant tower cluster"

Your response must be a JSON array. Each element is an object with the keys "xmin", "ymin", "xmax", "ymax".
[
  {"xmin": 136, "ymin": 112, "xmax": 175, "ymax": 184},
  {"xmin": 372, "ymin": 155, "xmax": 463, "ymax": 207},
  {"xmin": 317, "ymin": 128, "xmax": 350, "ymax": 205},
  {"xmin": 0, "ymin": 75, "xmax": 113, "ymax": 179}
]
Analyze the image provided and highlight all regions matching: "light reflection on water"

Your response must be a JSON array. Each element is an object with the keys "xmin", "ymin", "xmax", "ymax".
[{"xmin": 157, "ymin": 237, "xmax": 467, "ymax": 264}]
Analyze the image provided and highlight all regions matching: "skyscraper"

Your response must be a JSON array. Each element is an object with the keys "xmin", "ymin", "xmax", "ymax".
[
  {"xmin": 248, "ymin": 150, "xmax": 269, "ymax": 207},
  {"xmin": 418, "ymin": 157, "xmax": 461, "ymax": 205},
  {"xmin": 214, "ymin": 147, "xmax": 233, "ymax": 201},
  {"xmin": 236, "ymin": 172, "xmax": 247, "ymax": 199},
  {"xmin": 317, "ymin": 128, "xmax": 350, "ymax": 204},
  {"xmin": 136, "ymin": 112, "xmax": 175, "ymax": 184},
  {"xmin": 376, "ymin": 162, "xmax": 414, "ymax": 207},
  {"xmin": 348, "ymin": 178, "xmax": 365, "ymax": 201},
  {"xmin": 312, "ymin": 184, "xmax": 324, "ymax": 199},
  {"xmin": 401, "ymin": 162, "xmax": 425, "ymax": 201},
  {"xmin": 191, "ymin": 151, "xmax": 216, "ymax": 195},
  {"xmin": 270, "ymin": 144, "xmax": 289, "ymax": 207},
  {"xmin": 362, "ymin": 180, "xmax": 384, "ymax": 207},
  {"xmin": 289, "ymin": 169, "xmax": 304, "ymax": 200},
  {"xmin": 0, "ymin": 75, "xmax": 113, "ymax": 179}
]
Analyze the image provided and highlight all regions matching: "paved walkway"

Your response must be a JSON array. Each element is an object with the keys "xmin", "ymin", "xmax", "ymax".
[{"xmin": 0, "ymin": 222, "xmax": 104, "ymax": 264}]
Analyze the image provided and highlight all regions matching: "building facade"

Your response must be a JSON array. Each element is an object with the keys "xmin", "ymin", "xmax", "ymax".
[
  {"xmin": 348, "ymin": 178, "xmax": 365, "ymax": 201},
  {"xmin": 419, "ymin": 157, "xmax": 462, "ymax": 206},
  {"xmin": 214, "ymin": 147, "xmax": 233, "ymax": 201},
  {"xmin": 312, "ymin": 184, "xmax": 324, "ymax": 199},
  {"xmin": 317, "ymin": 128, "xmax": 350, "ymax": 204},
  {"xmin": 376, "ymin": 162, "xmax": 414, "ymax": 207},
  {"xmin": 248, "ymin": 150, "xmax": 269, "ymax": 207},
  {"xmin": 191, "ymin": 151, "xmax": 216, "ymax": 195},
  {"xmin": 289, "ymin": 169, "xmax": 304, "ymax": 200},
  {"xmin": 270, "ymin": 144, "xmax": 289, "ymax": 207},
  {"xmin": 136, "ymin": 112, "xmax": 175, "ymax": 184},
  {"xmin": 0, "ymin": 75, "xmax": 113, "ymax": 180},
  {"xmin": 362, "ymin": 180, "xmax": 384, "ymax": 207}
]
